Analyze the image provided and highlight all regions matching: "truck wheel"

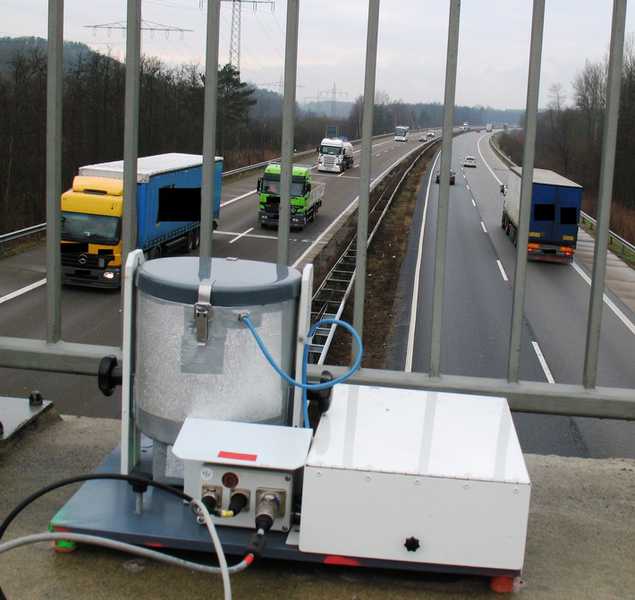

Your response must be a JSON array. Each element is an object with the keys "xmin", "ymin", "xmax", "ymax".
[
  {"xmin": 149, "ymin": 246, "xmax": 162, "ymax": 260},
  {"xmin": 501, "ymin": 214, "xmax": 507, "ymax": 229},
  {"xmin": 186, "ymin": 231, "xmax": 195, "ymax": 252}
]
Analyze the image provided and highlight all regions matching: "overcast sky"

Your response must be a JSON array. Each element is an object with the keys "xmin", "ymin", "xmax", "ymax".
[{"xmin": 1, "ymin": 0, "xmax": 634, "ymax": 109}]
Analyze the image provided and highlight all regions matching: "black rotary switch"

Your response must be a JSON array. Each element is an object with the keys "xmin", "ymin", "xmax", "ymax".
[{"xmin": 404, "ymin": 536, "xmax": 420, "ymax": 552}]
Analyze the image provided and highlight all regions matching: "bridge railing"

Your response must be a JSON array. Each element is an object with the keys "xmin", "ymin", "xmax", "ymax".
[{"xmin": 0, "ymin": 0, "xmax": 633, "ymax": 422}]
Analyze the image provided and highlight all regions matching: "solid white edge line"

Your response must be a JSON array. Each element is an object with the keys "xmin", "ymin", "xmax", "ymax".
[
  {"xmin": 405, "ymin": 151, "xmax": 442, "ymax": 372},
  {"xmin": 292, "ymin": 144, "xmax": 427, "ymax": 269},
  {"xmin": 480, "ymin": 221, "xmax": 487, "ymax": 233},
  {"xmin": 477, "ymin": 134, "xmax": 503, "ymax": 185},
  {"xmin": 0, "ymin": 278, "xmax": 47, "ymax": 305},
  {"xmin": 531, "ymin": 340, "xmax": 555, "ymax": 384},
  {"xmin": 228, "ymin": 227, "xmax": 254, "ymax": 244},
  {"xmin": 496, "ymin": 259, "xmax": 509, "ymax": 282},
  {"xmin": 571, "ymin": 261, "xmax": 635, "ymax": 336},
  {"xmin": 223, "ymin": 139, "xmax": 400, "ymax": 206},
  {"xmin": 477, "ymin": 131, "xmax": 634, "ymax": 338}
]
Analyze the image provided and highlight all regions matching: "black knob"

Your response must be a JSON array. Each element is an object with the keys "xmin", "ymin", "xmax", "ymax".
[
  {"xmin": 98, "ymin": 355, "xmax": 122, "ymax": 397},
  {"xmin": 404, "ymin": 536, "xmax": 420, "ymax": 552},
  {"xmin": 29, "ymin": 390, "xmax": 44, "ymax": 407}
]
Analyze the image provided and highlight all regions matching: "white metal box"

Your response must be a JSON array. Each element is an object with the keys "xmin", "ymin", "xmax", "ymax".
[
  {"xmin": 299, "ymin": 385, "xmax": 530, "ymax": 572},
  {"xmin": 173, "ymin": 418, "xmax": 312, "ymax": 532}
]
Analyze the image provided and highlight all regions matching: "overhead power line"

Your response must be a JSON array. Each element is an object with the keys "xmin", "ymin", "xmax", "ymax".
[
  {"xmin": 83, "ymin": 19, "xmax": 193, "ymax": 41},
  {"xmin": 200, "ymin": 0, "xmax": 274, "ymax": 72}
]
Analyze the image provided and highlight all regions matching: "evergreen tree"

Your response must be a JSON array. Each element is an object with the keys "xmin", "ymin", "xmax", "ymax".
[{"xmin": 216, "ymin": 64, "xmax": 256, "ymax": 155}]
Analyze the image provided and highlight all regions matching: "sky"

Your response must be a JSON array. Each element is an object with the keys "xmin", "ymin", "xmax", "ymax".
[{"xmin": 1, "ymin": 0, "xmax": 634, "ymax": 109}]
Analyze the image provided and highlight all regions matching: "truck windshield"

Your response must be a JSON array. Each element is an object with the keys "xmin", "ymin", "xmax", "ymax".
[
  {"xmin": 395, "ymin": 127, "xmax": 408, "ymax": 136},
  {"xmin": 61, "ymin": 212, "xmax": 120, "ymax": 244},
  {"xmin": 320, "ymin": 145, "xmax": 341, "ymax": 156},
  {"xmin": 262, "ymin": 177, "xmax": 305, "ymax": 197}
]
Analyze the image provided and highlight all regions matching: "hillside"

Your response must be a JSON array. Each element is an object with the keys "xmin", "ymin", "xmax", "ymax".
[{"xmin": 0, "ymin": 36, "xmax": 96, "ymax": 72}]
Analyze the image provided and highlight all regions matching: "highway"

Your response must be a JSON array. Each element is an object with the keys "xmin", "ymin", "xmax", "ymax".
[
  {"xmin": 0, "ymin": 135, "xmax": 426, "ymax": 417},
  {"xmin": 404, "ymin": 131, "xmax": 635, "ymax": 458}
]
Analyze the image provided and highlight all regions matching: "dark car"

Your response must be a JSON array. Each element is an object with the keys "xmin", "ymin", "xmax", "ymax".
[{"xmin": 435, "ymin": 169, "xmax": 456, "ymax": 185}]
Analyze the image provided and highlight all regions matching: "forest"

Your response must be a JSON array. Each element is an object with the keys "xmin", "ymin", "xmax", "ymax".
[
  {"xmin": 498, "ymin": 44, "xmax": 635, "ymax": 243},
  {"xmin": 0, "ymin": 36, "xmax": 520, "ymax": 234}
]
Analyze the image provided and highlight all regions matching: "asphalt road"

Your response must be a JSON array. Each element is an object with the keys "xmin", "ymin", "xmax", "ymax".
[
  {"xmin": 406, "ymin": 131, "xmax": 635, "ymax": 458},
  {"xmin": 0, "ymin": 135, "xmax": 428, "ymax": 416}
]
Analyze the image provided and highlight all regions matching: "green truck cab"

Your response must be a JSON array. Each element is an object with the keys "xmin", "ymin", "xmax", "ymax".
[{"xmin": 257, "ymin": 163, "xmax": 325, "ymax": 230}]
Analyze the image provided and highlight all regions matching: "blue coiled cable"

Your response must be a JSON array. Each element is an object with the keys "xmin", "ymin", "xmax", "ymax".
[{"xmin": 240, "ymin": 315, "xmax": 363, "ymax": 428}]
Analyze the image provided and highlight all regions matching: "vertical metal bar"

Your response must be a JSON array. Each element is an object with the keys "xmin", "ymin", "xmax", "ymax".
[
  {"xmin": 352, "ymin": 0, "xmax": 380, "ymax": 340},
  {"xmin": 583, "ymin": 0, "xmax": 627, "ymax": 389},
  {"xmin": 199, "ymin": 0, "xmax": 221, "ymax": 279},
  {"xmin": 45, "ymin": 0, "xmax": 64, "ymax": 343},
  {"xmin": 428, "ymin": 0, "xmax": 461, "ymax": 377},
  {"xmin": 122, "ymin": 0, "xmax": 141, "ymax": 285},
  {"xmin": 506, "ymin": 0, "xmax": 545, "ymax": 382},
  {"xmin": 276, "ymin": 0, "xmax": 300, "ymax": 267}
]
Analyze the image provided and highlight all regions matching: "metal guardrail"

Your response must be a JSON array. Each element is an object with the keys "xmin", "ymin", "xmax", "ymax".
[
  {"xmin": 0, "ymin": 223, "xmax": 47, "ymax": 245},
  {"xmin": 0, "ymin": 133, "xmax": 396, "ymax": 246},
  {"xmin": 489, "ymin": 133, "xmax": 635, "ymax": 265},
  {"xmin": 579, "ymin": 211, "xmax": 635, "ymax": 263}
]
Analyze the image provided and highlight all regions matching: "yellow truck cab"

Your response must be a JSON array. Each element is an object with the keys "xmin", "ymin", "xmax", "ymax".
[
  {"xmin": 60, "ymin": 153, "xmax": 222, "ymax": 288},
  {"xmin": 61, "ymin": 176, "xmax": 124, "ymax": 287}
]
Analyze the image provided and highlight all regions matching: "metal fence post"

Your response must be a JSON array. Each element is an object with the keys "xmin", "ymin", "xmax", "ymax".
[
  {"xmin": 46, "ymin": 0, "xmax": 64, "ymax": 343},
  {"xmin": 583, "ymin": 0, "xmax": 627, "ymax": 389},
  {"xmin": 352, "ymin": 0, "xmax": 381, "ymax": 344},
  {"xmin": 277, "ymin": 0, "xmax": 300, "ymax": 268},
  {"xmin": 506, "ymin": 0, "xmax": 545, "ymax": 383},
  {"xmin": 121, "ymin": 0, "xmax": 141, "ymax": 287},
  {"xmin": 429, "ymin": 0, "xmax": 461, "ymax": 377},
  {"xmin": 199, "ymin": 0, "xmax": 221, "ymax": 279}
]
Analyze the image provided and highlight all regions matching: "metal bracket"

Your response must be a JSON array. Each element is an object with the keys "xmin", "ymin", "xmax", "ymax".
[{"xmin": 194, "ymin": 280, "xmax": 213, "ymax": 344}]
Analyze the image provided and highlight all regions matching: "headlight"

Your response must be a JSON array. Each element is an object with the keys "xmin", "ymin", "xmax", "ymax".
[{"xmin": 103, "ymin": 271, "xmax": 115, "ymax": 280}]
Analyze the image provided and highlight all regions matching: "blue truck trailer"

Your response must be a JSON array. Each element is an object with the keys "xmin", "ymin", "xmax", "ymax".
[
  {"xmin": 501, "ymin": 167, "xmax": 583, "ymax": 263},
  {"xmin": 61, "ymin": 153, "xmax": 223, "ymax": 287}
]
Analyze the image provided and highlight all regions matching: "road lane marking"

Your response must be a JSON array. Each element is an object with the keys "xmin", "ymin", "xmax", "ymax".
[
  {"xmin": 571, "ymin": 261, "xmax": 635, "ymax": 336},
  {"xmin": 0, "ymin": 278, "xmax": 47, "ymax": 305},
  {"xmin": 471, "ymin": 198, "xmax": 476, "ymax": 207},
  {"xmin": 476, "ymin": 133, "xmax": 634, "ymax": 338},
  {"xmin": 477, "ymin": 134, "xmax": 503, "ymax": 185},
  {"xmin": 228, "ymin": 227, "xmax": 254, "ymax": 244},
  {"xmin": 496, "ymin": 259, "xmax": 509, "ymax": 282},
  {"xmin": 531, "ymin": 341, "xmax": 555, "ymax": 383},
  {"xmin": 405, "ymin": 150, "xmax": 442, "ymax": 372},
  {"xmin": 466, "ymin": 184, "xmax": 470, "ymax": 190},
  {"xmin": 216, "ymin": 230, "xmax": 276, "ymax": 241},
  {"xmin": 221, "ymin": 189, "xmax": 256, "ymax": 208},
  {"xmin": 480, "ymin": 221, "xmax": 488, "ymax": 233}
]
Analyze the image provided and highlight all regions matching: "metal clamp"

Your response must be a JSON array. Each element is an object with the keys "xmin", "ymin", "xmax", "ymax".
[{"xmin": 194, "ymin": 280, "xmax": 213, "ymax": 344}]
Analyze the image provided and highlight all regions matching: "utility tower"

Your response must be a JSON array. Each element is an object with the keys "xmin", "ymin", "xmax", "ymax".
[
  {"xmin": 258, "ymin": 77, "xmax": 304, "ymax": 93},
  {"xmin": 316, "ymin": 83, "xmax": 348, "ymax": 118},
  {"xmin": 221, "ymin": 0, "xmax": 275, "ymax": 73}
]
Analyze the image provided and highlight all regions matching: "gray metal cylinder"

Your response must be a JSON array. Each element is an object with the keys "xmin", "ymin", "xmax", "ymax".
[{"xmin": 133, "ymin": 256, "xmax": 301, "ymax": 445}]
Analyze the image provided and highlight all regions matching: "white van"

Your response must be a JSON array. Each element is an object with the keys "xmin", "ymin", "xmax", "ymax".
[{"xmin": 318, "ymin": 138, "xmax": 355, "ymax": 173}]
